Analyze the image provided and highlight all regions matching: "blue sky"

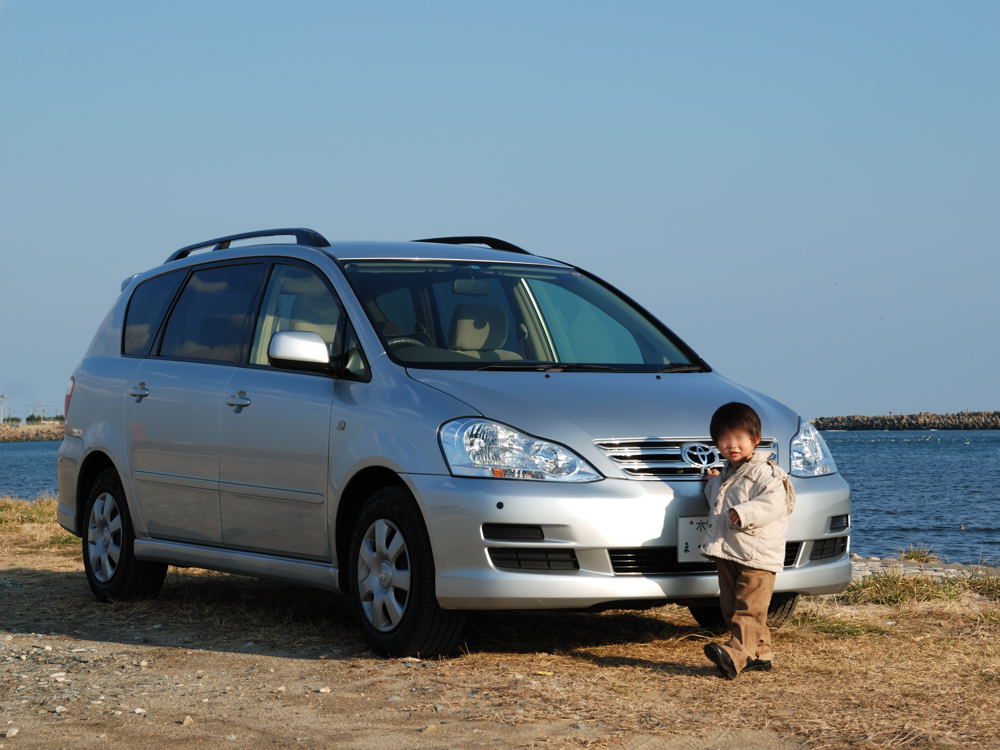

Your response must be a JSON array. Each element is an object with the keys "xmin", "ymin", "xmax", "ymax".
[{"xmin": 1, "ymin": 1, "xmax": 997, "ymax": 419}]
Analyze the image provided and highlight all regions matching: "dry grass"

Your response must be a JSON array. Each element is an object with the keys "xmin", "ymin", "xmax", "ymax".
[
  {"xmin": 0, "ymin": 494, "xmax": 58, "ymax": 527},
  {"xmin": 898, "ymin": 543, "xmax": 938, "ymax": 563},
  {"xmin": 965, "ymin": 568, "xmax": 1000, "ymax": 600},
  {"xmin": 0, "ymin": 495, "xmax": 78, "ymax": 556},
  {"xmin": 792, "ymin": 609, "xmax": 889, "ymax": 637},
  {"xmin": 3, "ymin": 495, "xmax": 1000, "ymax": 747},
  {"xmin": 840, "ymin": 570, "xmax": 972, "ymax": 605}
]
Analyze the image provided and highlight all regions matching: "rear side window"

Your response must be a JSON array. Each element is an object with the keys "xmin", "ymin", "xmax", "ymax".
[
  {"xmin": 158, "ymin": 264, "xmax": 266, "ymax": 364},
  {"xmin": 122, "ymin": 270, "xmax": 186, "ymax": 356}
]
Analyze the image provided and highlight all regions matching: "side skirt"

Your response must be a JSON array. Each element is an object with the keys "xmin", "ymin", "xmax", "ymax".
[{"xmin": 134, "ymin": 538, "xmax": 341, "ymax": 593}]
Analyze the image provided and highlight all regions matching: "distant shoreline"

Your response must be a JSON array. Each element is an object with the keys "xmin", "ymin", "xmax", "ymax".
[
  {"xmin": 813, "ymin": 411, "xmax": 1000, "ymax": 431},
  {"xmin": 3, "ymin": 412, "xmax": 1000, "ymax": 442},
  {"xmin": 0, "ymin": 424, "xmax": 64, "ymax": 443}
]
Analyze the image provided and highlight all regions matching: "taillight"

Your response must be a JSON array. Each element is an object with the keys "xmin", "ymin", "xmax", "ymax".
[{"xmin": 64, "ymin": 376, "xmax": 75, "ymax": 418}]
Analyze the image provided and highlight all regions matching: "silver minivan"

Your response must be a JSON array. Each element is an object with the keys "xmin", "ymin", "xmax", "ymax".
[{"xmin": 58, "ymin": 228, "xmax": 851, "ymax": 656}]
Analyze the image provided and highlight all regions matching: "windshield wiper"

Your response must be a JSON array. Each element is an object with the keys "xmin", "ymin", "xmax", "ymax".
[
  {"xmin": 656, "ymin": 363, "xmax": 707, "ymax": 372},
  {"xmin": 474, "ymin": 363, "xmax": 617, "ymax": 372},
  {"xmin": 546, "ymin": 363, "xmax": 617, "ymax": 371},
  {"xmin": 473, "ymin": 363, "xmax": 570, "ymax": 371},
  {"xmin": 472, "ymin": 362, "xmax": 706, "ymax": 372}
]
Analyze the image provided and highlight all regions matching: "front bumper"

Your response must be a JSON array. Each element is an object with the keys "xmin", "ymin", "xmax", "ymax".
[{"xmin": 405, "ymin": 472, "xmax": 852, "ymax": 610}]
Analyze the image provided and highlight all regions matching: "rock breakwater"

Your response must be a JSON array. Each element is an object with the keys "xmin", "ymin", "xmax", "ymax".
[
  {"xmin": 813, "ymin": 411, "xmax": 1000, "ymax": 431},
  {"xmin": 0, "ymin": 424, "xmax": 64, "ymax": 442}
]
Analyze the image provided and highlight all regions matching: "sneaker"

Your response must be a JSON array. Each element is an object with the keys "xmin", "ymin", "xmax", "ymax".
[
  {"xmin": 703, "ymin": 643, "xmax": 737, "ymax": 679},
  {"xmin": 744, "ymin": 658, "xmax": 773, "ymax": 672}
]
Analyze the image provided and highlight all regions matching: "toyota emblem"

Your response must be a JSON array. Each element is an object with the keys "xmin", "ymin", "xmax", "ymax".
[{"xmin": 681, "ymin": 442, "xmax": 721, "ymax": 470}]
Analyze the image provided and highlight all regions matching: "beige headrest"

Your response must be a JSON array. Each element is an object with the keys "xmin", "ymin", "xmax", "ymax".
[
  {"xmin": 449, "ymin": 303, "xmax": 509, "ymax": 351},
  {"xmin": 290, "ymin": 295, "xmax": 339, "ymax": 346}
]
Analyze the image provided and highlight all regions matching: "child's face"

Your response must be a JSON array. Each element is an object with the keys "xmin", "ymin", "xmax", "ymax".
[{"xmin": 715, "ymin": 428, "xmax": 759, "ymax": 465}]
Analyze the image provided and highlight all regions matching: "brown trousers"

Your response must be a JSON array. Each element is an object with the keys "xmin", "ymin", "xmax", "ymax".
[{"xmin": 715, "ymin": 559, "xmax": 776, "ymax": 672}]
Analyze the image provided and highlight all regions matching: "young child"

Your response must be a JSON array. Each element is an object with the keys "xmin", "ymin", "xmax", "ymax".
[{"xmin": 699, "ymin": 401, "xmax": 795, "ymax": 679}]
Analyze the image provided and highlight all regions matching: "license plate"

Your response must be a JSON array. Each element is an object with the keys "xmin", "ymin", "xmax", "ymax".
[{"xmin": 677, "ymin": 516, "xmax": 710, "ymax": 562}]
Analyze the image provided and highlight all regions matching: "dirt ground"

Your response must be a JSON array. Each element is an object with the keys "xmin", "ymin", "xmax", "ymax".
[{"xmin": 2, "ymin": 517, "xmax": 998, "ymax": 749}]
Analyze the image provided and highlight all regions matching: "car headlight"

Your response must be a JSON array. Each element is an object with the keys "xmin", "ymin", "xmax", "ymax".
[
  {"xmin": 790, "ymin": 419, "xmax": 837, "ymax": 477},
  {"xmin": 439, "ymin": 418, "xmax": 601, "ymax": 482}
]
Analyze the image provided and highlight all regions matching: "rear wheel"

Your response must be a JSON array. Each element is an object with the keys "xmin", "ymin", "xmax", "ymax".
[
  {"xmin": 688, "ymin": 592, "xmax": 800, "ymax": 631},
  {"xmin": 82, "ymin": 468, "xmax": 166, "ymax": 602},
  {"xmin": 348, "ymin": 486, "xmax": 465, "ymax": 657}
]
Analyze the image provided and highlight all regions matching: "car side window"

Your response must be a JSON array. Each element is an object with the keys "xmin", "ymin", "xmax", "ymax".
[
  {"xmin": 158, "ymin": 264, "xmax": 266, "ymax": 364},
  {"xmin": 250, "ymin": 264, "xmax": 344, "ymax": 366},
  {"xmin": 122, "ymin": 270, "xmax": 186, "ymax": 356}
]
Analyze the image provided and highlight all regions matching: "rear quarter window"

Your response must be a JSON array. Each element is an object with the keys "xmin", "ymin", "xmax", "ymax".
[{"xmin": 122, "ymin": 270, "xmax": 186, "ymax": 357}]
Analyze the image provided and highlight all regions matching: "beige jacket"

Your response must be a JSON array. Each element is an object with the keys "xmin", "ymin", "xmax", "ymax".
[{"xmin": 699, "ymin": 452, "xmax": 795, "ymax": 573}]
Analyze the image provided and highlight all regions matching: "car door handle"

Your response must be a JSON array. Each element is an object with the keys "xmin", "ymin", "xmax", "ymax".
[
  {"xmin": 226, "ymin": 392, "xmax": 251, "ymax": 409},
  {"xmin": 127, "ymin": 384, "xmax": 150, "ymax": 401}
]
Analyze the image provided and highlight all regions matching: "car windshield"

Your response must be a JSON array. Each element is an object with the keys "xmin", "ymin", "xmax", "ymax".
[{"xmin": 338, "ymin": 260, "xmax": 705, "ymax": 371}]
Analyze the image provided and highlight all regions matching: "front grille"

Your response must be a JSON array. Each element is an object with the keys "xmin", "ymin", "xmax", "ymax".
[
  {"xmin": 829, "ymin": 514, "xmax": 850, "ymax": 532},
  {"xmin": 488, "ymin": 547, "xmax": 579, "ymax": 571},
  {"xmin": 611, "ymin": 542, "xmax": 802, "ymax": 575},
  {"xmin": 482, "ymin": 523, "xmax": 544, "ymax": 541},
  {"xmin": 594, "ymin": 437, "xmax": 777, "ymax": 480},
  {"xmin": 810, "ymin": 536, "xmax": 848, "ymax": 561},
  {"xmin": 609, "ymin": 547, "xmax": 717, "ymax": 575}
]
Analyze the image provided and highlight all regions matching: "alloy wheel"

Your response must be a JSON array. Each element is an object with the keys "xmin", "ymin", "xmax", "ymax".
[
  {"xmin": 356, "ymin": 518, "xmax": 411, "ymax": 632},
  {"xmin": 87, "ymin": 491, "xmax": 123, "ymax": 583}
]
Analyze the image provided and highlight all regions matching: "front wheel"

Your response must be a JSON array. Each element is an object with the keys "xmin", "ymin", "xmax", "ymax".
[
  {"xmin": 82, "ymin": 468, "xmax": 166, "ymax": 602},
  {"xmin": 348, "ymin": 486, "xmax": 465, "ymax": 657},
  {"xmin": 688, "ymin": 592, "xmax": 800, "ymax": 631}
]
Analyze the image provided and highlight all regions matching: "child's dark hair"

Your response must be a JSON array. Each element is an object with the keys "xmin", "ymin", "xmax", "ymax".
[{"xmin": 710, "ymin": 402, "xmax": 762, "ymax": 444}]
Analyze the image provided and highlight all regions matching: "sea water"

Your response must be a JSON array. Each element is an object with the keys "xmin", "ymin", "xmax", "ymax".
[
  {"xmin": 823, "ymin": 429, "xmax": 999, "ymax": 565},
  {"xmin": 0, "ymin": 440, "xmax": 59, "ymax": 499},
  {"xmin": 2, "ymin": 431, "xmax": 997, "ymax": 564}
]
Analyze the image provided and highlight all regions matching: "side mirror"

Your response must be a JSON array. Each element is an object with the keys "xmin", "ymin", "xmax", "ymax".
[{"xmin": 267, "ymin": 330, "xmax": 331, "ymax": 372}]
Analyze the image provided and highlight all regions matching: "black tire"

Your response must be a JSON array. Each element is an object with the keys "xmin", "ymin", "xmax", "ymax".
[
  {"xmin": 348, "ymin": 486, "xmax": 465, "ymax": 657},
  {"xmin": 765, "ymin": 592, "xmax": 800, "ymax": 628},
  {"xmin": 82, "ymin": 468, "xmax": 167, "ymax": 602},
  {"xmin": 688, "ymin": 603, "xmax": 727, "ymax": 631},
  {"xmin": 688, "ymin": 592, "xmax": 801, "ymax": 631}
]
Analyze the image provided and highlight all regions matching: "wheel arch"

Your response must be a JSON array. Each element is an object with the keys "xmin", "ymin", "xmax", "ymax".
[
  {"xmin": 75, "ymin": 450, "xmax": 120, "ymax": 535},
  {"xmin": 334, "ymin": 466, "xmax": 409, "ymax": 592}
]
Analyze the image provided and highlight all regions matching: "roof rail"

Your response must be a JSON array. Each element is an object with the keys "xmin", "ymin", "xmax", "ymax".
[
  {"xmin": 166, "ymin": 228, "xmax": 331, "ymax": 262},
  {"xmin": 412, "ymin": 236, "xmax": 532, "ymax": 255}
]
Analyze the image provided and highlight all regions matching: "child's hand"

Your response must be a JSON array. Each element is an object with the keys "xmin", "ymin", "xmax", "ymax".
[
  {"xmin": 728, "ymin": 508, "xmax": 741, "ymax": 527},
  {"xmin": 705, "ymin": 468, "xmax": 720, "ymax": 478}
]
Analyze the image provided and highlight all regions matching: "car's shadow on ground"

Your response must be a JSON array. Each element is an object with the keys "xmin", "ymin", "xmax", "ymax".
[{"xmin": 1, "ymin": 565, "xmax": 715, "ymax": 673}]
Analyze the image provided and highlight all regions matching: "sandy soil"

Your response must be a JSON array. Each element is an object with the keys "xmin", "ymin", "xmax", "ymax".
[{"xmin": 1, "ymin": 525, "xmax": 998, "ymax": 749}]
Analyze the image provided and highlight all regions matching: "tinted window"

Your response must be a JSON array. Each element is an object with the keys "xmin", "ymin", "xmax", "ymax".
[
  {"xmin": 373, "ymin": 287, "xmax": 417, "ymax": 336},
  {"xmin": 123, "ymin": 270, "xmax": 186, "ymax": 357},
  {"xmin": 526, "ymin": 279, "xmax": 642, "ymax": 363},
  {"xmin": 250, "ymin": 264, "xmax": 344, "ymax": 366},
  {"xmin": 341, "ymin": 260, "xmax": 697, "ymax": 370},
  {"xmin": 431, "ymin": 278, "xmax": 516, "ymax": 352},
  {"xmin": 159, "ymin": 264, "xmax": 265, "ymax": 364}
]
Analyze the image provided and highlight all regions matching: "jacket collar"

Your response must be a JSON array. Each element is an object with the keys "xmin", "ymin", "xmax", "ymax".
[{"xmin": 722, "ymin": 450, "xmax": 768, "ymax": 480}]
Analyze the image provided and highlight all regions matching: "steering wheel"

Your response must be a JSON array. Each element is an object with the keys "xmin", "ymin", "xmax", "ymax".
[{"xmin": 387, "ymin": 336, "xmax": 428, "ymax": 349}]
